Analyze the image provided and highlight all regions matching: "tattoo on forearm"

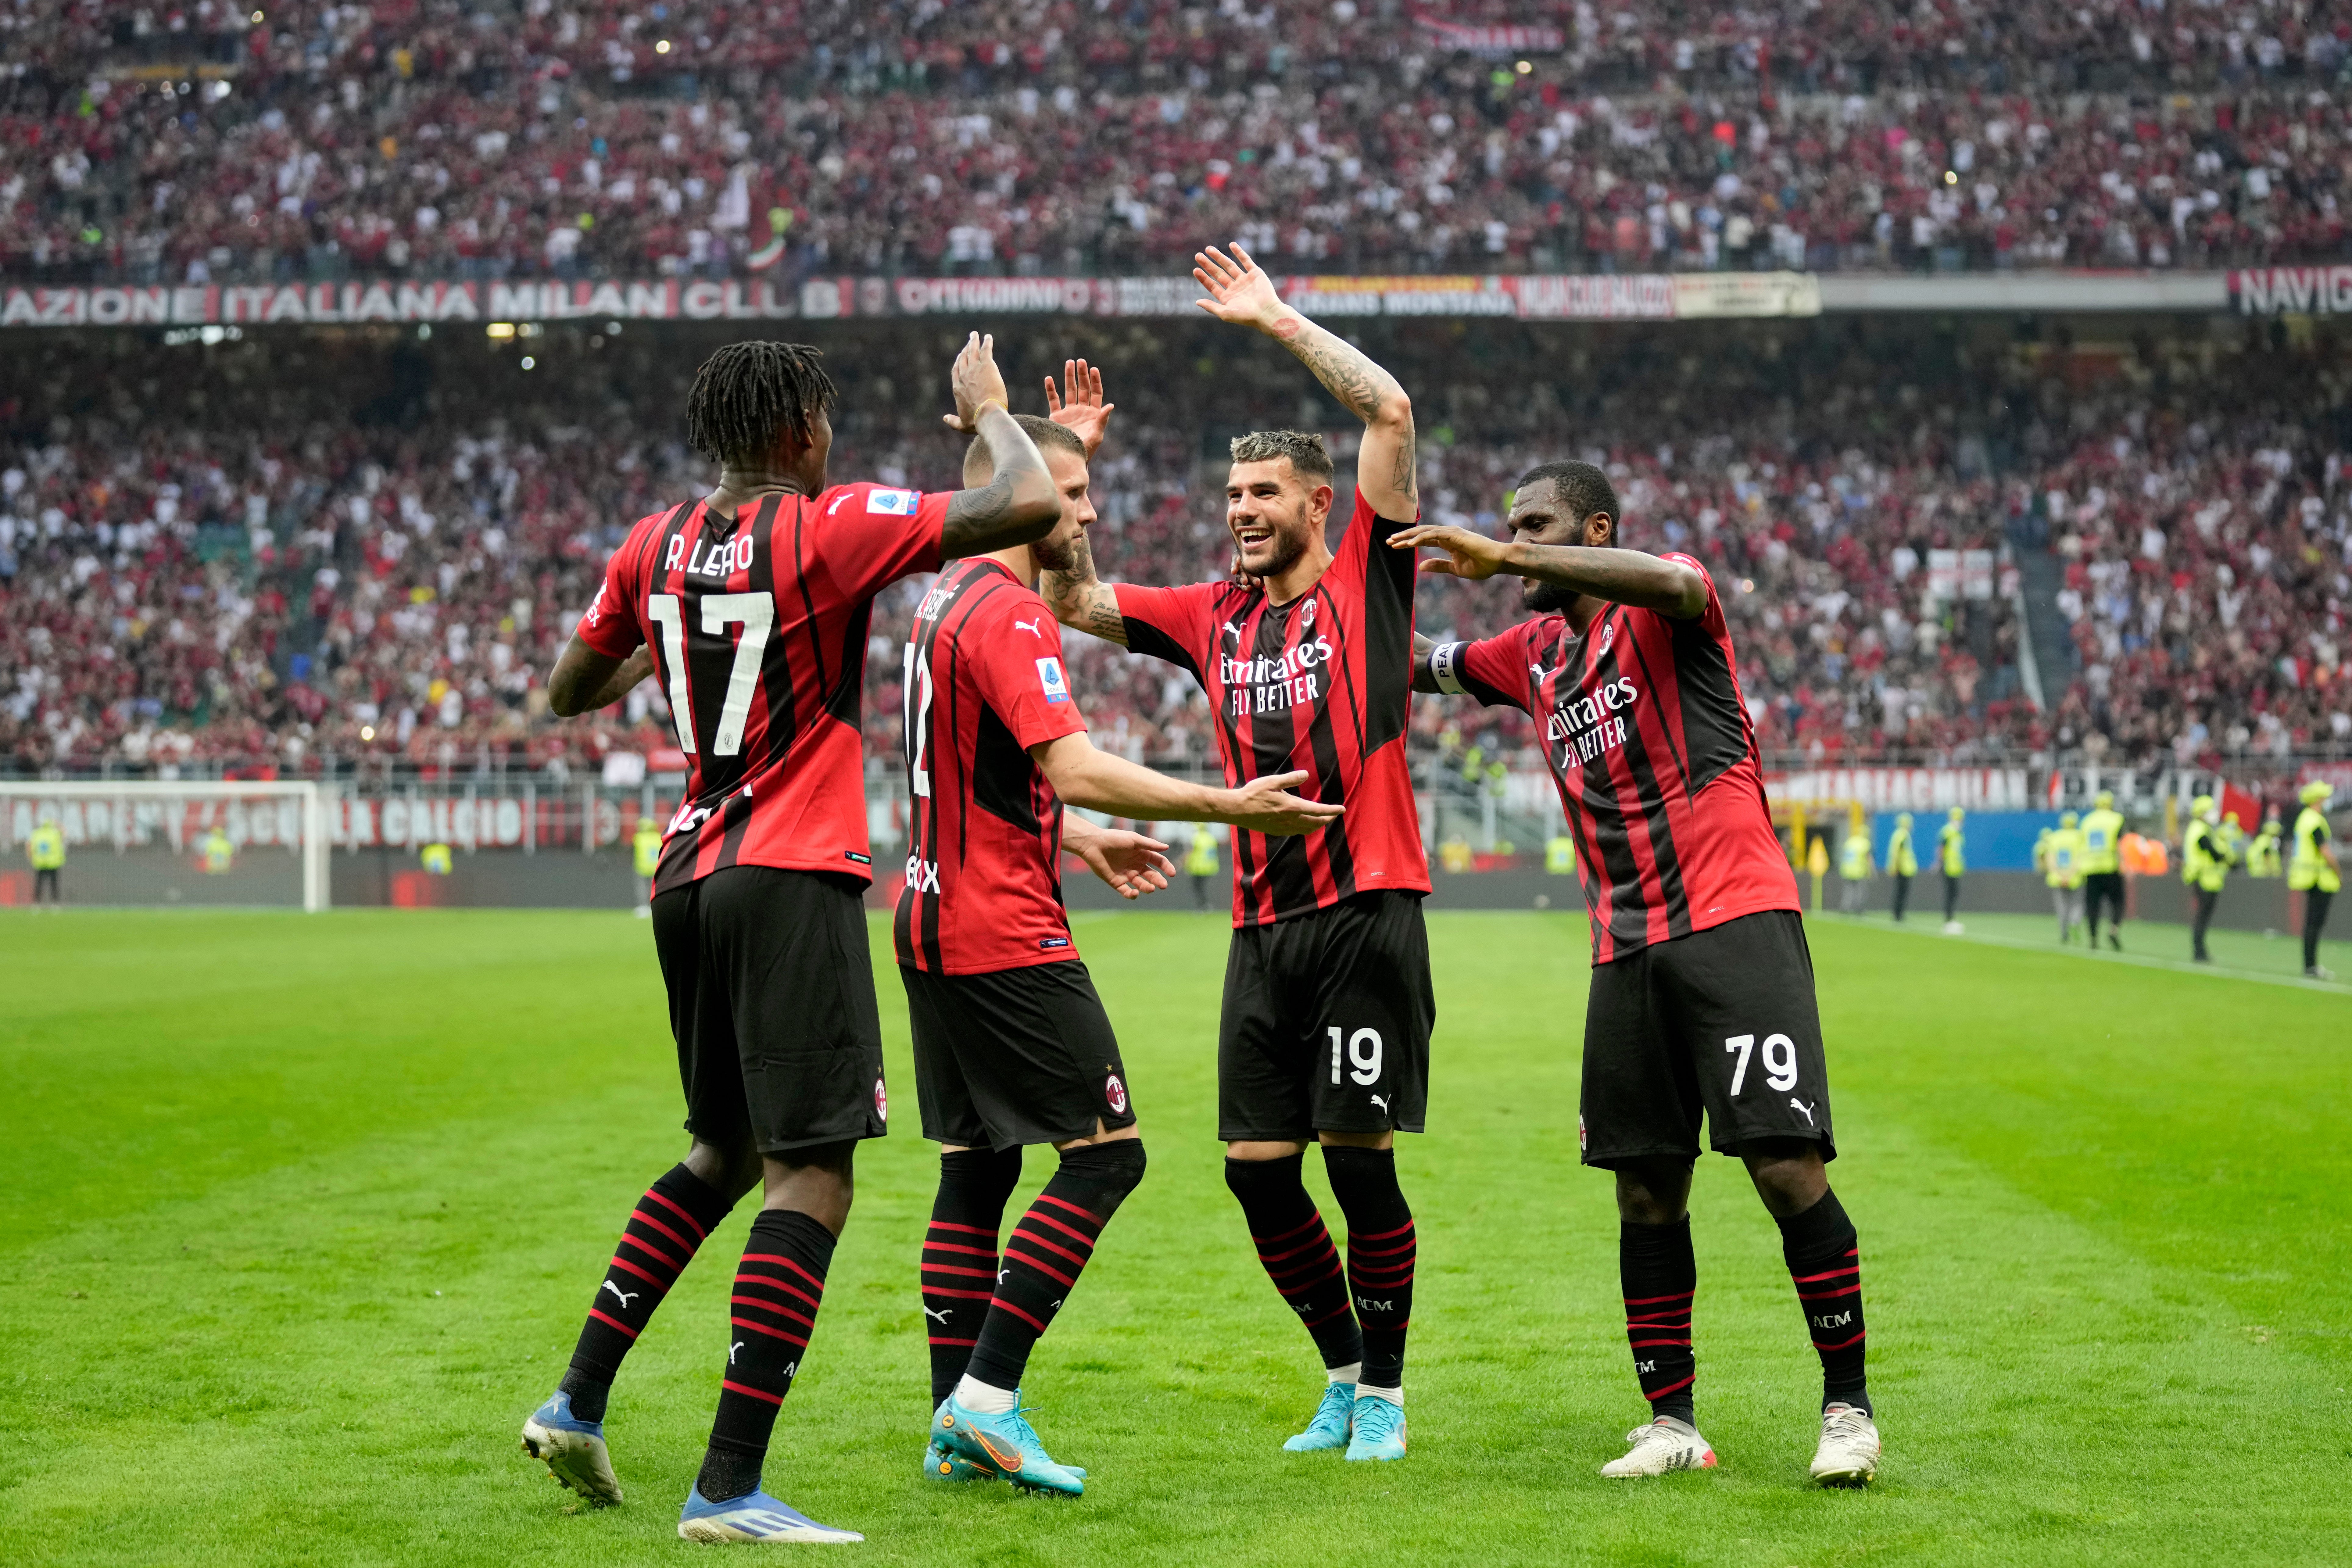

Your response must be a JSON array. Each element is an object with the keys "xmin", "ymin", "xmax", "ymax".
[
  {"xmin": 1285, "ymin": 322, "xmax": 1388, "ymax": 422},
  {"xmin": 1391, "ymin": 424, "xmax": 1418, "ymax": 505},
  {"xmin": 942, "ymin": 470, "xmax": 1019, "ymax": 546}
]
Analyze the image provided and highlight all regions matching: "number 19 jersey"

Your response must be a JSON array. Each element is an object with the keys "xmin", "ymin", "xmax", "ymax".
[
  {"xmin": 1113, "ymin": 492, "xmax": 1430, "ymax": 927},
  {"xmin": 577, "ymin": 483, "xmax": 948, "ymax": 893}
]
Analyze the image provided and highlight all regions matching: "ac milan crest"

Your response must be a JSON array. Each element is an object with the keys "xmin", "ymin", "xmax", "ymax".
[
  {"xmin": 1104, "ymin": 1072, "xmax": 1129, "ymax": 1115},
  {"xmin": 875, "ymin": 1077, "xmax": 890, "ymax": 1121}
]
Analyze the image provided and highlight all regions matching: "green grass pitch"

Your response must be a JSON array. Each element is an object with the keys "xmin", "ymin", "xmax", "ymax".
[{"xmin": 2, "ymin": 906, "xmax": 2347, "ymax": 1566}]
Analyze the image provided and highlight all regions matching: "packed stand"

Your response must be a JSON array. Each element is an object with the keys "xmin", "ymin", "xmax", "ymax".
[
  {"xmin": 2033, "ymin": 348, "xmax": 2352, "ymax": 768},
  {"xmin": 5, "ymin": 1, "xmax": 2351, "ymax": 284},
  {"xmin": 12, "ymin": 316, "xmax": 2239, "ymax": 783}
]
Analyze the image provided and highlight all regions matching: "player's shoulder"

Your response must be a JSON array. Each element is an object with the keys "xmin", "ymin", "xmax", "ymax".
[
  {"xmin": 814, "ymin": 480, "xmax": 927, "ymax": 518},
  {"xmin": 1656, "ymin": 550, "xmax": 1716, "ymax": 587},
  {"xmin": 618, "ymin": 498, "xmax": 695, "ymax": 545}
]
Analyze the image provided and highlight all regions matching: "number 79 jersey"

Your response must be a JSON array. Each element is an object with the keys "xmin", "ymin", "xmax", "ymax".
[{"xmin": 576, "ymin": 484, "xmax": 948, "ymax": 894}]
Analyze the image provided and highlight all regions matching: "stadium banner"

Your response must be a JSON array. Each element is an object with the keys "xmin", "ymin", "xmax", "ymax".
[
  {"xmin": 2229, "ymin": 267, "xmax": 2352, "ymax": 316},
  {"xmin": 1765, "ymin": 767, "xmax": 2035, "ymax": 811},
  {"xmin": 0, "ymin": 271, "xmax": 1820, "ymax": 329}
]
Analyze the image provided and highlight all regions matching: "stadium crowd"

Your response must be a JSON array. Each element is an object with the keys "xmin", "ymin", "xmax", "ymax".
[
  {"xmin": 5, "ymin": 1, "xmax": 2350, "ymax": 284},
  {"xmin": 5, "ymin": 318, "xmax": 2347, "ymax": 783}
]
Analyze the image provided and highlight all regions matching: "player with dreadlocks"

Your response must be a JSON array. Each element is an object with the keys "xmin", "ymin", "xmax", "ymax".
[{"xmin": 522, "ymin": 334, "xmax": 1061, "ymax": 1544}]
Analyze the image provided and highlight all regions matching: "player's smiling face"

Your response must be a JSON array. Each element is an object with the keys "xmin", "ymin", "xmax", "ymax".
[
  {"xmin": 1034, "ymin": 447, "xmax": 1097, "ymax": 574},
  {"xmin": 1225, "ymin": 457, "xmax": 1332, "ymax": 580},
  {"xmin": 1508, "ymin": 477, "xmax": 1615, "ymax": 614}
]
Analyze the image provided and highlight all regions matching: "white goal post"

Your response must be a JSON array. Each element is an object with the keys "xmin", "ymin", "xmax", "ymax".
[{"xmin": 0, "ymin": 780, "xmax": 332, "ymax": 912}]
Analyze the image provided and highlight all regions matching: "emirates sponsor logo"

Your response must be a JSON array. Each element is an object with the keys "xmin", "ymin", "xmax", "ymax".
[{"xmin": 1547, "ymin": 676, "xmax": 1640, "ymax": 766}]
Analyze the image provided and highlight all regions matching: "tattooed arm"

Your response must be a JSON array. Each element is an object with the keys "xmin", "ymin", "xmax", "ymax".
[
  {"xmin": 937, "ymin": 331, "xmax": 1060, "ymax": 558},
  {"xmin": 1038, "ymin": 528, "xmax": 1129, "ymax": 647},
  {"xmin": 1192, "ymin": 242, "xmax": 1416, "ymax": 519}
]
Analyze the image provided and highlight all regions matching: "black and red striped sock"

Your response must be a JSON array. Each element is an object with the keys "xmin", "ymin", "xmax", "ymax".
[
  {"xmin": 1620, "ymin": 1216, "xmax": 1697, "ymax": 1425},
  {"xmin": 1778, "ymin": 1190, "xmax": 1870, "ymax": 1416},
  {"xmin": 558, "ymin": 1163, "xmax": 734, "ymax": 1423},
  {"xmin": 1323, "ymin": 1145, "xmax": 1415, "ymax": 1391},
  {"xmin": 1224, "ymin": 1154, "xmax": 1364, "ymax": 1372},
  {"xmin": 963, "ymin": 1141, "xmax": 1146, "ymax": 1393},
  {"xmin": 923, "ymin": 1146, "xmax": 1025, "ymax": 1408},
  {"xmin": 697, "ymin": 1208, "xmax": 835, "ymax": 1502}
]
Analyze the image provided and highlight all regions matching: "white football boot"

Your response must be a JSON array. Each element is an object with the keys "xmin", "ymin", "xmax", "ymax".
[
  {"xmin": 1599, "ymin": 1416, "xmax": 1718, "ymax": 1478},
  {"xmin": 1809, "ymin": 1402, "xmax": 1880, "ymax": 1487}
]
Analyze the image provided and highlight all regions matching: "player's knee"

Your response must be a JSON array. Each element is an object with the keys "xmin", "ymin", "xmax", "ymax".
[
  {"xmin": 1058, "ymin": 1137, "xmax": 1146, "ymax": 1215},
  {"xmin": 1224, "ymin": 1146, "xmax": 1305, "ymax": 1203}
]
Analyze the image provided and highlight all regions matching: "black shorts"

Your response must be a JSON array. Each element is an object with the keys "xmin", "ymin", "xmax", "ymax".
[
  {"xmin": 1580, "ymin": 908, "xmax": 1833, "ymax": 1167},
  {"xmin": 1219, "ymin": 890, "xmax": 1434, "ymax": 1142},
  {"xmin": 901, "ymin": 959, "xmax": 1137, "ymax": 1150},
  {"xmin": 650, "ymin": 866, "xmax": 888, "ymax": 1155}
]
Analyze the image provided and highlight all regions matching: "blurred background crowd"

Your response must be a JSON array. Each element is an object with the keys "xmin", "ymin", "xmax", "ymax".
[
  {"xmin": 3, "ymin": 315, "xmax": 2348, "ymax": 780},
  {"xmin": 5, "ymin": 0, "xmax": 2350, "ymax": 284}
]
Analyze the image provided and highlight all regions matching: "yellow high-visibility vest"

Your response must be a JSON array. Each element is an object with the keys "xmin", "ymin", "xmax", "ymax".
[
  {"xmin": 2289, "ymin": 806, "xmax": 2340, "ymax": 894},
  {"xmin": 27, "ymin": 824, "xmax": 66, "ymax": 870}
]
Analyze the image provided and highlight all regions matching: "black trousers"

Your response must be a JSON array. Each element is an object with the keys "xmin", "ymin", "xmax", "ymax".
[
  {"xmin": 33, "ymin": 867, "xmax": 59, "ymax": 904},
  {"xmin": 1890, "ymin": 873, "xmax": 1910, "ymax": 922},
  {"xmin": 2191, "ymin": 887, "xmax": 2219, "ymax": 959},
  {"xmin": 1942, "ymin": 874, "xmax": 1961, "ymax": 922},
  {"xmin": 2307, "ymin": 888, "xmax": 2334, "ymax": 971}
]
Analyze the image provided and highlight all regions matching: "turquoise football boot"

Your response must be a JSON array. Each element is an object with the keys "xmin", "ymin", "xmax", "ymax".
[
  {"xmin": 1283, "ymin": 1381, "xmax": 1356, "ymax": 1452},
  {"xmin": 933, "ymin": 1396, "xmax": 1084, "ymax": 1496},
  {"xmin": 923, "ymin": 1437, "xmax": 1001, "ymax": 1482},
  {"xmin": 1344, "ymin": 1395, "xmax": 1408, "ymax": 1462}
]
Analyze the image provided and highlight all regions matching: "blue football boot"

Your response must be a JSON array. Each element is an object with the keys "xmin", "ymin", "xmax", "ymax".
[
  {"xmin": 676, "ymin": 1484, "xmax": 864, "ymax": 1544},
  {"xmin": 1283, "ymin": 1382, "xmax": 1356, "ymax": 1452},
  {"xmin": 520, "ymin": 1390, "xmax": 621, "ymax": 1505},
  {"xmin": 932, "ymin": 1396, "xmax": 1084, "ymax": 1496},
  {"xmin": 1344, "ymin": 1395, "xmax": 1408, "ymax": 1462}
]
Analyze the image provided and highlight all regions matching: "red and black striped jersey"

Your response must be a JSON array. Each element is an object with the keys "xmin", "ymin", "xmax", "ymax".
[
  {"xmin": 1115, "ymin": 491, "xmax": 1429, "ymax": 928},
  {"xmin": 1429, "ymin": 554, "xmax": 1797, "ymax": 964},
  {"xmin": 893, "ymin": 558, "xmax": 1089, "ymax": 974},
  {"xmin": 577, "ymin": 483, "xmax": 948, "ymax": 893}
]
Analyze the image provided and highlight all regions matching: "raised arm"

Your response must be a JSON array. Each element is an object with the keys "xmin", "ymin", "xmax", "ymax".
[
  {"xmin": 1038, "ymin": 530, "xmax": 1129, "ymax": 647},
  {"xmin": 1029, "ymin": 732, "xmax": 1343, "ymax": 836},
  {"xmin": 1193, "ymin": 243, "xmax": 1415, "ymax": 518},
  {"xmin": 938, "ymin": 331, "xmax": 1059, "ymax": 558}
]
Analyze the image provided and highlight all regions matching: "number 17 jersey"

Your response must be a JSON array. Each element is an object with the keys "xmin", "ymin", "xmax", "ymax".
[{"xmin": 577, "ymin": 483, "xmax": 948, "ymax": 894}]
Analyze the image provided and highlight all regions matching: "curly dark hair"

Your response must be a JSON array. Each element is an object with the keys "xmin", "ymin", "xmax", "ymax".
[
  {"xmin": 1517, "ymin": 460, "xmax": 1621, "ymax": 539},
  {"xmin": 683, "ymin": 341, "xmax": 839, "ymax": 466}
]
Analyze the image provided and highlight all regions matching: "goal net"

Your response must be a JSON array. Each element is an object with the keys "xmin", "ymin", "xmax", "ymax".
[{"xmin": 0, "ymin": 781, "xmax": 331, "ymax": 911}]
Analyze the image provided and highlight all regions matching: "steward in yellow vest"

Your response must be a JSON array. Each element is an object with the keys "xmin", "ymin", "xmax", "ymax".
[
  {"xmin": 2042, "ymin": 811, "xmax": 2085, "ymax": 943},
  {"xmin": 1885, "ymin": 813, "xmax": 1917, "ymax": 922},
  {"xmin": 2079, "ymin": 791, "xmax": 2127, "ymax": 949},
  {"xmin": 2180, "ymin": 795, "xmax": 2234, "ymax": 964},
  {"xmin": 2289, "ymin": 781, "xmax": 2340, "ymax": 980}
]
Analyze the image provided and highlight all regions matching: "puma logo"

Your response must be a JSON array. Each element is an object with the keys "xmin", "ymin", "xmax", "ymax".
[
  {"xmin": 1370, "ymin": 1094, "xmax": 1391, "ymax": 1114},
  {"xmin": 1014, "ymin": 618, "xmax": 1044, "ymax": 636},
  {"xmin": 600, "ymin": 1281, "xmax": 640, "ymax": 1309},
  {"xmin": 1790, "ymin": 1098, "xmax": 1816, "ymax": 1126},
  {"xmin": 923, "ymin": 1306, "xmax": 953, "ymax": 1324}
]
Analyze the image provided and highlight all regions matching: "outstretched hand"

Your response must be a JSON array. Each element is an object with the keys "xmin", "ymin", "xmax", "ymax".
[
  {"xmin": 1230, "ymin": 769, "xmax": 1346, "ymax": 837},
  {"xmin": 1073, "ymin": 828, "xmax": 1174, "ymax": 900},
  {"xmin": 1044, "ymin": 358, "xmax": 1116, "ymax": 456},
  {"xmin": 943, "ymin": 331, "xmax": 1011, "ymax": 433},
  {"xmin": 1192, "ymin": 243, "xmax": 1289, "ymax": 331},
  {"xmin": 1389, "ymin": 522, "xmax": 1511, "ymax": 580}
]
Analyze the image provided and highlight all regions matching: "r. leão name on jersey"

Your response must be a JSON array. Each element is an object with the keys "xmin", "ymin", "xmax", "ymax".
[
  {"xmin": 1428, "ymin": 553, "xmax": 1798, "ymax": 963},
  {"xmin": 895, "ymin": 557, "xmax": 1092, "ymax": 974},
  {"xmin": 1113, "ymin": 492, "xmax": 1430, "ymax": 927},
  {"xmin": 576, "ymin": 482, "xmax": 948, "ymax": 892}
]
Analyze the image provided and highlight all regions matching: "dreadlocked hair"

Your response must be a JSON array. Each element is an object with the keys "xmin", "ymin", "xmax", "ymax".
[{"xmin": 683, "ymin": 341, "xmax": 839, "ymax": 467}]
